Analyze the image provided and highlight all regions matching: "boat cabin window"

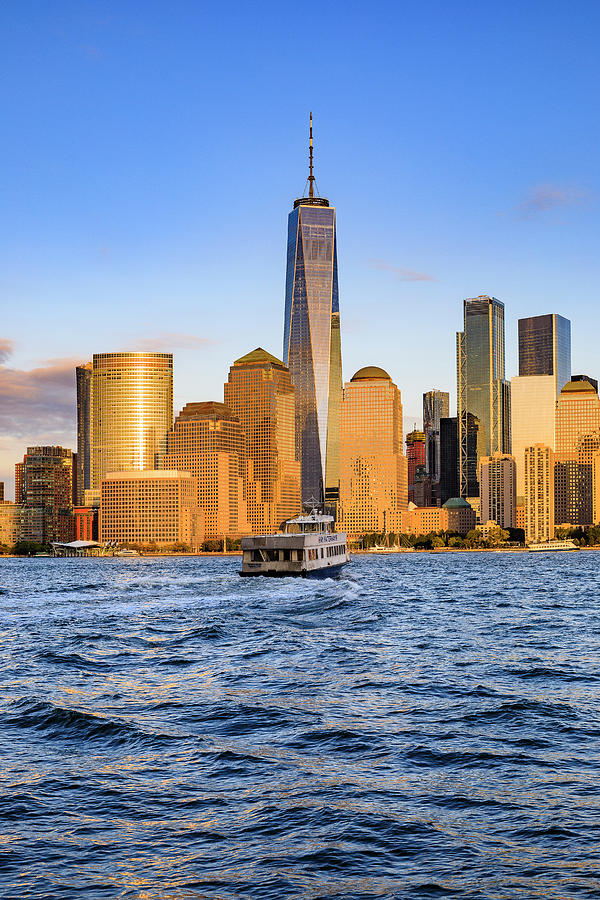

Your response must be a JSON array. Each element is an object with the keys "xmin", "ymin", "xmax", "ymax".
[{"xmin": 284, "ymin": 518, "xmax": 333, "ymax": 534}]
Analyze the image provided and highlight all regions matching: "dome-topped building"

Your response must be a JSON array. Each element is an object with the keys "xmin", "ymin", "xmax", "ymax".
[
  {"xmin": 338, "ymin": 365, "xmax": 407, "ymax": 538},
  {"xmin": 350, "ymin": 366, "xmax": 391, "ymax": 382}
]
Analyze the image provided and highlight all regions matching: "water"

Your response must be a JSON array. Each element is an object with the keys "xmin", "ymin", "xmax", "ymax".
[{"xmin": 1, "ymin": 553, "xmax": 600, "ymax": 899}]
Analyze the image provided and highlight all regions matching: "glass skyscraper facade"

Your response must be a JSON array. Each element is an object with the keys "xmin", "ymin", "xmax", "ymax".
[
  {"xmin": 423, "ymin": 389, "xmax": 450, "ymax": 484},
  {"xmin": 518, "ymin": 313, "xmax": 571, "ymax": 394},
  {"xmin": 439, "ymin": 416, "xmax": 458, "ymax": 505},
  {"xmin": 76, "ymin": 362, "xmax": 92, "ymax": 505},
  {"xmin": 283, "ymin": 129, "xmax": 342, "ymax": 506},
  {"xmin": 90, "ymin": 352, "xmax": 173, "ymax": 489},
  {"xmin": 457, "ymin": 296, "xmax": 510, "ymax": 498}
]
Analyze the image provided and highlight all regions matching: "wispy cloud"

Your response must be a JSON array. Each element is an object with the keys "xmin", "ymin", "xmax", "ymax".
[
  {"xmin": 124, "ymin": 332, "xmax": 216, "ymax": 351},
  {"xmin": 0, "ymin": 339, "xmax": 15, "ymax": 365},
  {"xmin": 514, "ymin": 183, "xmax": 589, "ymax": 219},
  {"xmin": 368, "ymin": 259, "xmax": 437, "ymax": 282},
  {"xmin": 0, "ymin": 347, "xmax": 78, "ymax": 441}
]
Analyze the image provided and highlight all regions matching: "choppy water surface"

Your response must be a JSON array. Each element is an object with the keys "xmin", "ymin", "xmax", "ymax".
[{"xmin": 1, "ymin": 553, "xmax": 600, "ymax": 899}]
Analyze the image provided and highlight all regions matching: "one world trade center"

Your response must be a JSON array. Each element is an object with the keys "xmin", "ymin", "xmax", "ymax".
[{"xmin": 283, "ymin": 114, "xmax": 342, "ymax": 507}]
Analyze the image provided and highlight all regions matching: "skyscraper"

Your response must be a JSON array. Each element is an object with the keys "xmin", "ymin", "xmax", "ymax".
[
  {"xmin": 479, "ymin": 453, "xmax": 516, "ymax": 529},
  {"xmin": 224, "ymin": 348, "xmax": 301, "ymax": 532},
  {"xmin": 439, "ymin": 416, "xmax": 458, "ymax": 504},
  {"xmin": 338, "ymin": 366, "xmax": 407, "ymax": 538},
  {"xmin": 457, "ymin": 295, "xmax": 510, "ymax": 499},
  {"xmin": 518, "ymin": 314, "xmax": 571, "ymax": 394},
  {"xmin": 164, "ymin": 402, "xmax": 250, "ymax": 540},
  {"xmin": 406, "ymin": 429, "xmax": 427, "ymax": 505},
  {"xmin": 89, "ymin": 353, "xmax": 173, "ymax": 489},
  {"xmin": 283, "ymin": 114, "xmax": 342, "ymax": 506},
  {"xmin": 423, "ymin": 389, "xmax": 449, "ymax": 484},
  {"xmin": 20, "ymin": 446, "xmax": 73, "ymax": 544},
  {"xmin": 76, "ymin": 362, "xmax": 93, "ymax": 505},
  {"xmin": 524, "ymin": 445, "xmax": 554, "ymax": 543},
  {"xmin": 554, "ymin": 378, "xmax": 600, "ymax": 526},
  {"xmin": 511, "ymin": 313, "xmax": 571, "ymax": 508}
]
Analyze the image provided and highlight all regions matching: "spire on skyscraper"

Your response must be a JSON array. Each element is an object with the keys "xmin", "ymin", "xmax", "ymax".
[
  {"xmin": 308, "ymin": 111, "xmax": 315, "ymax": 199},
  {"xmin": 295, "ymin": 112, "xmax": 328, "ymax": 208}
]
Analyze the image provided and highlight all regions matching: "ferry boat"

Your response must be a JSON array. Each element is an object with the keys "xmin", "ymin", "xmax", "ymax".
[
  {"xmin": 527, "ymin": 539, "xmax": 579, "ymax": 552},
  {"xmin": 240, "ymin": 510, "xmax": 349, "ymax": 577}
]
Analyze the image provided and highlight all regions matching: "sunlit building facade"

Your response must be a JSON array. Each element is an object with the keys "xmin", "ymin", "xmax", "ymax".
[
  {"xmin": 224, "ymin": 348, "xmax": 301, "ymax": 533},
  {"xmin": 20, "ymin": 446, "xmax": 74, "ymax": 543},
  {"xmin": 90, "ymin": 353, "xmax": 173, "ymax": 490},
  {"xmin": 511, "ymin": 375, "xmax": 556, "ymax": 505},
  {"xmin": 338, "ymin": 367, "xmax": 408, "ymax": 538},
  {"xmin": 524, "ymin": 445, "xmax": 554, "ymax": 543},
  {"xmin": 401, "ymin": 498, "xmax": 475, "ymax": 536},
  {"xmin": 554, "ymin": 378, "xmax": 600, "ymax": 526},
  {"xmin": 100, "ymin": 470, "xmax": 203, "ymax": 549},
  {"xmin": 0, "ymin": 502, "xmax": 22, "ymax": 546},
  {"xmin": 283, "ymin": 118, "xmax": 342, "ymax": 506},
  {"xmin": 479, "ymin": 453, "xmax": 516, "ymax": 529},
  {"xmin": 14, "ymin": 460, "xmax": 24, "ymax": 504},
  {"xmin": 164, "ymin": 402, "xmax": 250, "ymax": 540},
  {"xmin": 511, "ymin": 313, "xmax": 571, "ymax": 508},
  {"xmin": 457, "ymin": 295, "xmax": 510, "ymax": 499}
]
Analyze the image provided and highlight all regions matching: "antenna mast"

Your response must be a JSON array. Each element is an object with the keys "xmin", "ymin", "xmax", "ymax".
[{"xmin": 308, "ymin": 111, "xmax": 315, "ymax": 199}]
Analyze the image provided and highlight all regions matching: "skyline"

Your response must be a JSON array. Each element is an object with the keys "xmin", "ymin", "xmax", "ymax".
[{"xmin": 2, "ymin": 2, "xmax": 600, "ymax": 495}]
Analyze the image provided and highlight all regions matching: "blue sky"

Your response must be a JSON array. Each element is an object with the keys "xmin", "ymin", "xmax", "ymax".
[{"xmin": 1, "ymin": 1, "xmax": 599, "ymax": 495}]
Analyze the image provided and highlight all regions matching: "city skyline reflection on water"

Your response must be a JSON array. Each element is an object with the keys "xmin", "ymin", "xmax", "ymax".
[{"xmin": 0, "ymin": 553, "xmax": 599, "ymax": 898}]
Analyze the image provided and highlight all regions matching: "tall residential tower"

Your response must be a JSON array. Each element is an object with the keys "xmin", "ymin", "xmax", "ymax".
[{"xmin": 283, "ymin": 114, "xmax": 342, "ymax": 506}]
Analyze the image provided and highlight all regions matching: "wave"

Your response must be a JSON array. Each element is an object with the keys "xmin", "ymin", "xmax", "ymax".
[
  {"xmin": 36, "ymin": 650, "xmax": 111, "ymax": 670},
  {"xmin": 2, "ymin": 698, "xmax": 179, "ymax": 749}
]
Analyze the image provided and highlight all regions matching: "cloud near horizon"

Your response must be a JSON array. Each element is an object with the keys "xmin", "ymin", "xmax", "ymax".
[
  {"xmin": 368, "ymin": 259, "xmax": 437, "ymax": 282},
  {"xmin": 0, "ymin": 346, "xmax": 78, "ymax": 443},
  {"xmin": 515, "ymin": 183, "xmax": 589, "ymax": 218}
]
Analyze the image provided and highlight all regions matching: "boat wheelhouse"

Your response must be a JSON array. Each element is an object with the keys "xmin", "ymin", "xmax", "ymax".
[{"xmin": 240, "ymin": 510, "xmax": 349, "ymax": 577}]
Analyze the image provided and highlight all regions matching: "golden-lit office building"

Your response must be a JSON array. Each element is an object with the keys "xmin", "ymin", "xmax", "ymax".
[
  {"xmin": 593, "ymin": 451, "xmax": 600, "ymax": 525},
  {"xmin": 164, "ymin": 402, "xmax": 250, "ymax": 539},
  {"xmin": 100, "ymin": 470, "xmax": 203, "ymax": 549},
  {"xmin": 479, "ymin": 453, "xmax": 516, "ymax": 529},
  {"xmin": 511, "ymin": 375, "xmax": 556, "ymax": 504},
  {"xmin": 401, "ymin": 504, "xmax": 444, "ymax": 536},
  {"xmin": 224, "ymin": 348, "xmax": 301, "ymax": 532},
  {"xmin": 0, "ymin": 502, "xmax": 22, "ymax": 546},
  {"xmin": 401, "ymin": 498, "xmax": 476, "ymax": 536},
  {"xmin": 554, "ymin": 378, "xmax": 600, "ymax": 526},
  {"xmin": 86, "ymin": 353, "xmax": 173, "ymax": 490},
  {"xmin": 338, "ymin": 367, "xmax": 408, "ymax": 538},
  {"xmin": 524, "ymin": 445, "xmax": 554, "ymax": 543},
  {"xmin": 14, "ymin": 461, "xmax": 24, "ymax": 504}
]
